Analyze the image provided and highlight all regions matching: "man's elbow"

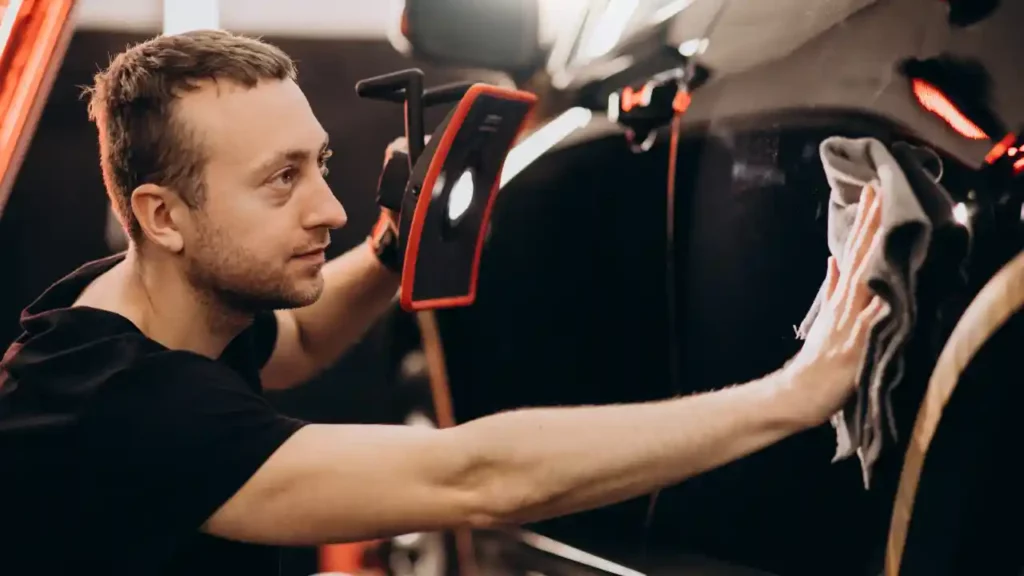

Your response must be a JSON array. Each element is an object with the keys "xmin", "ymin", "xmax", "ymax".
[
  {"xmin": 443, "ymin": 428, "xmax": 543, "ymax": 530},
  {"xmin": 203, "ymin": 423, "xmax": 538, "ymax": 544}
]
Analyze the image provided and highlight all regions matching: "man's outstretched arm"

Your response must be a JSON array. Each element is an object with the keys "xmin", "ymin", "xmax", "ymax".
[
  {"xmin": 205, "ymin": 365, "xmax": 808, "ymax": 545},
  {"xmin": 207, "ymin": 189, "xmax": 886, "ymax": 545}
]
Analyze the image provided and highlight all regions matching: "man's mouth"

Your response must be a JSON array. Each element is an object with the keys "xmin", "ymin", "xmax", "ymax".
[{"xmin": 294, "ymin": 246, "xmax": 328, "ymax": 261}]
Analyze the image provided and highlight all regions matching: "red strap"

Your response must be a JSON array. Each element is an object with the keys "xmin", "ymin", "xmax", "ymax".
[{"xmin": 643, "ymin": 102, "xmax": 688, "ymax": 543}]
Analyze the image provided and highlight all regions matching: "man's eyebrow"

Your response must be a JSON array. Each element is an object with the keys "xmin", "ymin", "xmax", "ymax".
[{"xmin": 252, "ymin": 133, "xmax": 331, "ymax": 176}]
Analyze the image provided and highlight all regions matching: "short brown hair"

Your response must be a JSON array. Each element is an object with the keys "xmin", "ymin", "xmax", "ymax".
[{"xmin": 84, "ymin": 30, "xmax": 296, "ymax": 242}]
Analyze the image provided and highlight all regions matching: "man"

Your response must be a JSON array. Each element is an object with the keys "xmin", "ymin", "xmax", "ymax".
[{"xmin": 0, "ymin": 30, "xmax": 887, "ymax": 576}]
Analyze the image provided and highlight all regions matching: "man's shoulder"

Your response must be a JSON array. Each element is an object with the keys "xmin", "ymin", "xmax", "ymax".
[
  {"xmin": 1, "ymin": 315, "xmax": 249, "ymax": 431},
  {"xmin": 107, "ymin": 348, "xmax": 253, "ymax": 395},
  {"xmin": 109, "ymin": 347, "xmax": 238, "ymax": 382},
  {"xmin": 70, "ymin": 349, "xmax": 264, "ymax": 435},
  {"xmin": 4, "ymin": 310, "xmax": 187, "ymax": 389}
]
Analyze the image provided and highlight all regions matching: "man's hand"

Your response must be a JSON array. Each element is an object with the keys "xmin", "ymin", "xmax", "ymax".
[
  {"xmin": 369, "ymin": 136, "xmax": 427, "ymax": 272},
  {"xmin": 376, "ymin": 135, "xmax": 429, "ymax": 225},
  {"xmin": 785, "ymin": 184, "xmax": 889, "ymax": 426},
  {"xmin": 377, "ymin": 137, "xmax": 410, "ymax": 226}
]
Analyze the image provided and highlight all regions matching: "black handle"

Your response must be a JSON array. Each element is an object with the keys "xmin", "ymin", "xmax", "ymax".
[
  {"xmin": 423, "ymin": 82, "xmax": 474, "ymax": 106},
  {"xmin": 356, "ymin": 69, "xmax": 474, "ymax": 166},
  {"xmin": 355, "ymin": 69, "xmax": 424, "ymax": 100},
  {"xmin": 356, "ymin": 70, "xmax": 425, "ymax": 163},
  {"xmin": 355, "ymin": 80, "xmax": 472, "ymax": 107}
]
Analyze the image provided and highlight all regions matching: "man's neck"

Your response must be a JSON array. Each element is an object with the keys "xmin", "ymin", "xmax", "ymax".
[{"xmin": 90, "ymin": 249, "xmax": 253, "ymax": 358}]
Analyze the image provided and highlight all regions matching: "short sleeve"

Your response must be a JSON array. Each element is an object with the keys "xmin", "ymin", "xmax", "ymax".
[{"xmin": 76, "ymin": 352, "xmax": 308, "ymax": 544}]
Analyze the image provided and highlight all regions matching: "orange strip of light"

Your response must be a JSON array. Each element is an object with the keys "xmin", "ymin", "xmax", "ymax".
[
  {"xmin": 984, "ymin": 132, "xmax": 1017, "ymax": 164},
  {"xmin": 0, "ymin": 0, "xmax": 77, "ymax": 214},
  {"xmin": 911, "ymin": 78, "xmax": 988, "ymax": 140},
  {"xmin": 621, "ymin": 84, "xmax": 653, "ymax": 113}
]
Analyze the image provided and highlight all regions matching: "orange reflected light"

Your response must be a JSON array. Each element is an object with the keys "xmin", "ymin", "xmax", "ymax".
[
  {"xmin": 621, "ymin": 84, "xmax": 653, "ymax": 113},
  {"xmin": 672, "ymin": 90, "xmax": 691, "ymax": 114},
  {"xmin": 911, "ymin": 78, "xmax": 988, "ymax": 140},
  {"xmin": 0, "ymin": 0, "xmax": 76, "ymax": 216},
  {"xmin": 984, "ymin": 132, "xmax": 1017, "ymax": 164}
]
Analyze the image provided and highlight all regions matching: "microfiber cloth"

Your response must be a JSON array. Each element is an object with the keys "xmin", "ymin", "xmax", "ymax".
[{"xmin": 796, "ymin": 136, "xmax": 958, "ymax": 488}]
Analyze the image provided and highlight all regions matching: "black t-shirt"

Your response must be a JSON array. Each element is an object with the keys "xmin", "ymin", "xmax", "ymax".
[{"xmin": 0, "ymin": 253, "xmax": 309, "ymax": 576}]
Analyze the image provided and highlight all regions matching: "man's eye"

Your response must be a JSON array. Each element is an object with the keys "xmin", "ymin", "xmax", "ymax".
[{"xmin": 274, "ymin": 167, "xmax": 299, "ymax": 186}]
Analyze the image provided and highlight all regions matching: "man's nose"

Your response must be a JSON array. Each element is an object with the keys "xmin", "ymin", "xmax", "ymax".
[{"xmin": 303, "ymin": 180, "xmax": 348, "ymax": 230}]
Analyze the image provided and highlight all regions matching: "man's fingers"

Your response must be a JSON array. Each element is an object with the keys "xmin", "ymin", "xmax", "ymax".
[
  {"xmin": 384, "ymin": 137, "xmax": 409, "ymax": 164},
  {"xmin": 838, "ymin": 231, "xmax": 882, "ymax": 326},
  {"xmin": 834, "ymin": 188, "xmax": 882, "ymax": 307},
  {"xmin": 849, "ymin": 296, "xmax": 887, "ymax": 350},
  {"xmin": 850, "ymin": 231, "xmax": 882, "ymax": 304},
  {"xmin": 383, "ymin": 135, "xmax": 433, "ymax": 165},
  {"xmin": 860, "ymin": 296, "xmax": 888, "ymax": 337},
  {"xmin": 844, "ymin": 192, "xmax": 882, "ymax": 277},
  {"xmin": 870, "ymin": 296, "xmax": 891, "ymax": 324}
]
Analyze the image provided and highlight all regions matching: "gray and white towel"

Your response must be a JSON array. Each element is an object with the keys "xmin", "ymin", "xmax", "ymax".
[{"xmin": 796, "ymin": 136, "xmax": 958, "ymax": 488}]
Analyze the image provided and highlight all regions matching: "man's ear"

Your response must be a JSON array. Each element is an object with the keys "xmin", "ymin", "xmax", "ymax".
[{"xmin": 131, "ymin": 183, "xmax": 188, "ymax": 253}]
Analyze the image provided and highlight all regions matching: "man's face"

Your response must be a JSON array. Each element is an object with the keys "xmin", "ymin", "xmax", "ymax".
[{"xmin": 173, "ymin": 78, "xmax": 347, "ymax": 312}]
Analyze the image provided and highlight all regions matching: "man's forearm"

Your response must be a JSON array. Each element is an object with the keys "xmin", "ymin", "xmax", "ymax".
[
  {"xmin": 452, "ymin": 367, "xmax": 812, "ymax": 527},
  {"xmin": 291, "ymin": 241, "xmax": 400, "ymax": 367}
]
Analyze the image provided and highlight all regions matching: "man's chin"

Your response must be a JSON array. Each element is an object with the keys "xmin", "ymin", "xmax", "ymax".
[
  {"xmin": 222, "ymin": 281, "xmax": 323, "ymax": 313},
  {"xmin": 278, "ymin": 279, "xmax": 325, "ymax": 309},
  {"xmin": 281, "ymin": 293, "xmax": 322, "ymax": 310}
]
